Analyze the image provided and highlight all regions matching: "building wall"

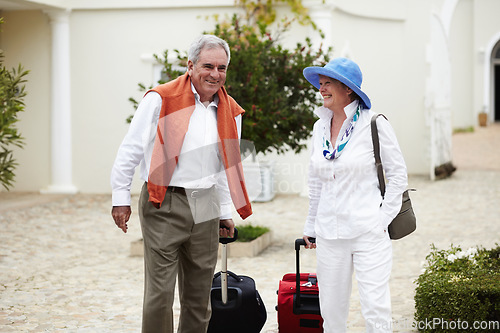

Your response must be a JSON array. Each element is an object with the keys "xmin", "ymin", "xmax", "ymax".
[
  {"xmin": 393, "ymin": 0, "xmax": 430, "ymax": 174},
  {"xmin": 1, "ymin": 10, "xmax": 52, "ymax": 191},
  {"xmin": 450, "ymin": 0, "xmax": 474, "ymax": 129},
  {"xmin": 270, "ymin": 0, "xmax": 430, "ymax": 194},
  {"xmin": 473, "ymin": 0, "xmax": 500, "ymax": 122},
  {"xmin": 2, "ymin": 0, "xmax": 500, "ymax": 194}
]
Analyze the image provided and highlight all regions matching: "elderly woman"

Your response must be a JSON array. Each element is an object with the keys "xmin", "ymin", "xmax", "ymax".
[{"xmin": 302, "ymin": 58, "xmax": 408, "ymax": 332}]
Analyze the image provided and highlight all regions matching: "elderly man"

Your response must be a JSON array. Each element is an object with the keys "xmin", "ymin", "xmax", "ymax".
[{"xmin": 111, "ymin": 34, "xmax": 252, "ymax": 333}]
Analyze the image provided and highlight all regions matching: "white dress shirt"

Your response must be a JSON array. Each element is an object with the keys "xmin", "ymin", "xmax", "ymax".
[
  {"xmin": 111, "ymin": 84, "xmax": 241, "ymax": 220},
  {"xmin": 304, "ymin": 101, "xmax": 408, "ymax": 239}
]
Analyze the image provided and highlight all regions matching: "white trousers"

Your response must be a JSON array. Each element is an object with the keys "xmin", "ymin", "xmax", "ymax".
[{"xmin": 316, "ymin": 228, "xmax": 393, "ymax": 333}]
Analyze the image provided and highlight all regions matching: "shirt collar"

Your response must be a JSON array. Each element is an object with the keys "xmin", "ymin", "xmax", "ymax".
[
  {"xmin": 314, "ymin": 100, "xmax": 360, "ymax": 121},
  {"xmin": 191, "ymin": 83, "xmax": 219, "ymax": 108},
  {"xmin": 344, "ymin": 100, "xmax": 360, "ymax": 118}
]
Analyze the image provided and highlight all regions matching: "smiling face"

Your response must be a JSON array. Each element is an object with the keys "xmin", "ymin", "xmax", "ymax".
[
  {"xmin": 187, "ymin": 46, "xmax": 228, "ymax": 103},
  {"xmin": 318, "ymin": 75, "xmax": 354, "ymax": 111}
]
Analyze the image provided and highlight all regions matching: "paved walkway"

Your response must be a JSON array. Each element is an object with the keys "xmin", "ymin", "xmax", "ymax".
[{"xmin": 0, "ymin": 124, "xmax": 499, "ymax": 332}]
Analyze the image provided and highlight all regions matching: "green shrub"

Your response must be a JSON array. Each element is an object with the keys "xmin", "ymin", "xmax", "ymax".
[
  {"xmin": 128, "ymin": 0, "xmax": 331, "ymax": 156},
  {"xmin": 453, "ymin": 126, "xmax": 474, "ymax": 134},
  {"xmin": 414, "ymin": 244, "xmax": 500, "ymax": 332},
  {"xmin": 0, "ymin": 18, "xmax": 29, "ymax": 190},
  {"xmin": 210, "ymin": 14, "xmax": 330, "ymax": 155},
  {"xmin": 236, "ymin": 224, "xmax": 270, "ymax": 242}
]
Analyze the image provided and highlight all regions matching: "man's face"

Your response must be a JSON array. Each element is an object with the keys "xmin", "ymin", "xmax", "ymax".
[{"xmin": 187, "ymin": 46, "xmax": 228, "ymax": 103}]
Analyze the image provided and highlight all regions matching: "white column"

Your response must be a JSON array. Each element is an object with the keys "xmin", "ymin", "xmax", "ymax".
[
  {"xmin": 304, "ymin": 0, "xmax": 335, "ymax": 50},
  {"xmin": 44, "ymin": 9, "xmax": 77, "ymax": 193}
]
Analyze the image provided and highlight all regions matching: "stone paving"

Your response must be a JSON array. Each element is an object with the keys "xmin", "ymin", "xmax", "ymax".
[{"xmin": 0, "ymin": 124, "xmax": 499, "ymax": 332}]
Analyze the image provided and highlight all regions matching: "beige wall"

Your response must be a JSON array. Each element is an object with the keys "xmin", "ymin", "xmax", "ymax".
[
  {"xmin": 255, "ymin": 0, "xmax": 433, "ymax": 193},
  {"xmin": 473, "ymin": 0, "xmax": 500, "ymax": 122},
  {"xmin": 2, "ymin": 0, "xmax": 500, "ymax": 194},
  {"xmin": 313, "ymin": 1, "xmax": 430, "ymax": 174},
  {"xmin": 1, "ymin": 10, "xmax": 52, "ymax": 191},
  {"xmin": 69, "ymin": 7, "xmax": 239, "ymax": 193},
  {"xmin": 450, "ymin": 0, "xmax": 474, "ymax": 129}
]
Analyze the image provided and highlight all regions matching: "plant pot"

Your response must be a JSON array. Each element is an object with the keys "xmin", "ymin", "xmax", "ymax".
[
  {"xmin": 242, "ymin": 160, "xmax": 275, "ymax": 202},
  {"xmin": 478, "ymin": 113, "xmax": 488, "ymax": 127},
  {"xmin": 130, "ymin": 231, "xmax": 273, "ymax": 258},
  {"xmin": 218, "ymin": 230, "xmax": 272, "ymax": 257}
]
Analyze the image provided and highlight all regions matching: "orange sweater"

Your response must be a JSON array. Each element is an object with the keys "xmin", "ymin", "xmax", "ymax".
[{"xmin": 146, "ymin": 72, "xmax": 252, "ymax": 220}]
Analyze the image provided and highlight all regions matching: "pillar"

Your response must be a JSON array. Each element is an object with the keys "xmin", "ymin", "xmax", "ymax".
[
  {"xmin": 304, "ymin": 0, "xmax": 335, "ymax": 50},
  {"xmin": 43, "ymin": 9, "xmax": 77, "ymax": 193}
]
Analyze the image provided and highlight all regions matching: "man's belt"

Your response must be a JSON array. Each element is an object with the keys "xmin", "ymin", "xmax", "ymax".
[{"xmin": 167, "ymin": 186, "xmax": 213, "ymax": 199}]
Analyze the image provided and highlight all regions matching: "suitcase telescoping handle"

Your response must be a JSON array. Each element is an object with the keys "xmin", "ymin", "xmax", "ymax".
[
  {"xmin": 219, "ymin": 228, "xmax": 238, "ymax": 305},
  {"xmin": 294, "ymin": 238, "xmax": 316, "ymax": 308}
]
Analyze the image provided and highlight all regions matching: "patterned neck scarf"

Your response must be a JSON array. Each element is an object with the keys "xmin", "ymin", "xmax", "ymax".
[{"xmin": 322, "ymin": 103, "xmax": 361, "ymax": 160}]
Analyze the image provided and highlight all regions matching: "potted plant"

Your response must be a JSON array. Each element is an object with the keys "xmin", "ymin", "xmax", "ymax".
[
  {"xmin": 478, "ymin": 111, "xmax": 488, "ymax": 127},
  {"xmin": 219, "ymin": 224, "xmax": 272, "ymax": 257}
]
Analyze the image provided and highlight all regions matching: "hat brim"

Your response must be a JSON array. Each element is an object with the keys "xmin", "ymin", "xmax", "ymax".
[{"xmin": 303, "ymin": 67, "xmax": 371, "ymax": 109}]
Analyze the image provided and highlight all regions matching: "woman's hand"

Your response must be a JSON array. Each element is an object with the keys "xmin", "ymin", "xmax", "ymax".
[{"xmin": 303, "ymin": 235, "xmax": 316, "ymax": 249}]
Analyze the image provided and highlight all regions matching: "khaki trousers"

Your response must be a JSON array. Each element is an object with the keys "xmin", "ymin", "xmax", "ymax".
[{"xmin": 138, "ymin": 183, "xmax": 220, "ymax": 333}]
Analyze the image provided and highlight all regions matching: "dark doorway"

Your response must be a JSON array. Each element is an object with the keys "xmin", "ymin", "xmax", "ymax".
[{"xmin": 496, "ymin": 65, "xmax": 500, "ymax": 121}]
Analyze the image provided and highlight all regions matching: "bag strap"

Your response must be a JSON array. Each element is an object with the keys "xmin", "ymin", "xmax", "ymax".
[{"xmin": 371, "ymin": 114, "xmax": 388, "ymax": 198}]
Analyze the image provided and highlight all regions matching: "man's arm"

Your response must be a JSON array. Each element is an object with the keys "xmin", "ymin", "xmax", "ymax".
[{"xmin": 110, "ymin": 92, "xmax": 162, "ymax": 232}]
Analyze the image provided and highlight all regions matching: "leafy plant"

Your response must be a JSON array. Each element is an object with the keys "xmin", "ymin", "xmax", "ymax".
[
  {"xmin": 128, "ymin": 0, "xmax": 331, "ymax": 155},
  {"xmin": 236, "ymin": 224, "xmax": 270, "ymax": 242},
  {"xmin": 414, "ymin": 244, "xmax": 500, "ymax": 332},
  {"xmin": 453, "ymin": 126, "xmax": 474, "ymax": 134},
  {"xmin": 0, "ymin": 17, "xmax": 29, "ymax": 190},
  {"xmin": 212, "ymin": 14, "xmax": 330, "ymax": 155}
]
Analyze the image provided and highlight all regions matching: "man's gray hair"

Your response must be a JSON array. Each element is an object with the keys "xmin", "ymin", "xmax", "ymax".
[{"xmin": 188, "ymin": 34, "xmax": 231, "ymax": 66}]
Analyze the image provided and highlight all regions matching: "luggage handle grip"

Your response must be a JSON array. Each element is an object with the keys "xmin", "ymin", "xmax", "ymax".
[
  {"xmin": 295, "ymin": 237, "xmax": 316, "ymax": 251},
  {"xmin": 219, "ymin": 227, "xmax": 238, "ymax": 244}
]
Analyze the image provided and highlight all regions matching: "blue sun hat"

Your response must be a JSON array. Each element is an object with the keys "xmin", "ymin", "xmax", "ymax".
[{"xmin": 303, "ymin": 57, "xmax": 371, "ymax": 109}]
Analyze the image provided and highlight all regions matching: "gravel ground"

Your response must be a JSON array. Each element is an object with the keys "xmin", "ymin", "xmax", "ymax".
[{"xmin": 0, "ymin": 123, "xmax": 499, "ymax": 332}]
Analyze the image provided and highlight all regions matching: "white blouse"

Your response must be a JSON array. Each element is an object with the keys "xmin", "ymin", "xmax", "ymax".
[{"xmin": 304, "ymin": 101, "xmax": 408, "ymax": 239}]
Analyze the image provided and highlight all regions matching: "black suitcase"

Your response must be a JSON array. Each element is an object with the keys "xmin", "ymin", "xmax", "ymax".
[{"xmin": 207, "ymin": 229, "xmax": 267, "ymax": 333}]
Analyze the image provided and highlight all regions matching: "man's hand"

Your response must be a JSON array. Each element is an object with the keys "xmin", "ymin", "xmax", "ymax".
[
  {"xmin": 219, "ymin": 218, "xmax": 235, "ymax": 238},
  {"xmin": 112, "ymin": 206, "xmax": 131, "ymax": 233}
]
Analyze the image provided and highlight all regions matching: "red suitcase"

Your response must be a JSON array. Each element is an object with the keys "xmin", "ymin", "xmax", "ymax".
[{"xmin": 276, "ymin": 238, "xmax": 323, "ymax": 332}]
